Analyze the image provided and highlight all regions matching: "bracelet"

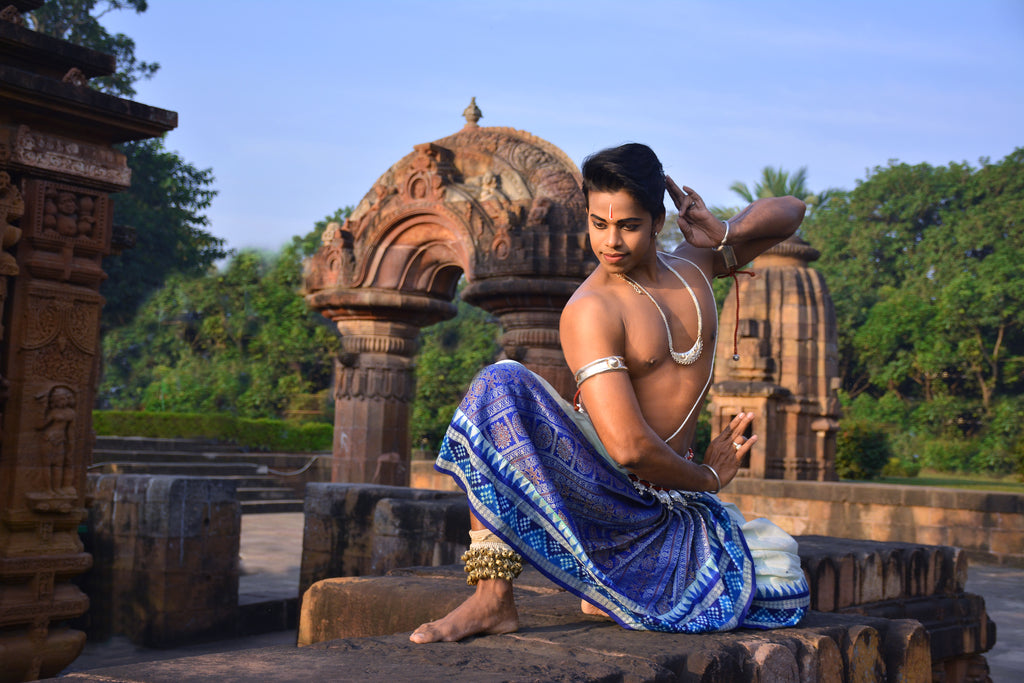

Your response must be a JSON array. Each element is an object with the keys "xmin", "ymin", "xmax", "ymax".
[
  {"xmin": 712, "ymin": 220, "xmax": 730, "ymax": 250},
  {"xmin": 712, "ymin": 220, "xmax": 738, "ymax": 270},
  {"xmin": 700, "ymin": 463, "xmax": 721, "ymax": 494}
]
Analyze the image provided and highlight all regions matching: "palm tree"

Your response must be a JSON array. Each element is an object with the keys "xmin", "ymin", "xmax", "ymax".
[{"xmin": 713, "ymin": 166, "xmax": 837, "ymax": 221}]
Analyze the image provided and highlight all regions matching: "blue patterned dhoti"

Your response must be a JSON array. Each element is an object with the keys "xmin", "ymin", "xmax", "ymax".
[{"xmin": 435, "ymin": 361, "xmax": 809, "ymax": 632}]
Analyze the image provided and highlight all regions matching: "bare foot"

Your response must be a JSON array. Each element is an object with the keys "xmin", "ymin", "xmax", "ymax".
[
  {"xmin": 581, "ymin": 598, "xmax": 612, "ymax": 619},
  {"xmin": 409, "ymin": 580, "xmax": 518, "ymax": 643}
]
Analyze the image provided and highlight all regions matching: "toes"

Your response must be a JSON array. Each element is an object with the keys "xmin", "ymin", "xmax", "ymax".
[{"xmin": 409, "ymin": 625, "xmax": 435, "ymax": 643}]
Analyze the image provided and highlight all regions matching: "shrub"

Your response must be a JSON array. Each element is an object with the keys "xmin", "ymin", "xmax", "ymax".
[
  {"xmin": 1017, "ymin": 438, "xmax": 1024, "ymax": 482},
  {"xmin": 881, "ymin": 455, "xmax": 921, "ymax": 478},
  {"xmin": 835, "ymin": 420, "xmax": 893, "ymax": 480},
  {"xmin": 919, "ymin": 438, "xmax": 976, "ymax": 473}
]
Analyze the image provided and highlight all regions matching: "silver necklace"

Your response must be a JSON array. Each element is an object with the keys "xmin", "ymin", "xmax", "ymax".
[{"xmin": 616, "ymin": 256, "xmax": 703, "ymax": 366}]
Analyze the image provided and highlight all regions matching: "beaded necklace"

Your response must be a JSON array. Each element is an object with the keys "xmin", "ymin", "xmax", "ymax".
[{"xmin": 615, "ymin": 255, "xmax": 703, "ymax": 366}]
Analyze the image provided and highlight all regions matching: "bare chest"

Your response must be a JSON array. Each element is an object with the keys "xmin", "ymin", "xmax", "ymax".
[{"xmin": 618, "ymin": 283, "xmax": 718, "ymax": 375}]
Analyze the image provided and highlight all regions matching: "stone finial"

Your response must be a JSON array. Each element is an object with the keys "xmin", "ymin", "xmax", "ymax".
[{"xmin": 463, "ymin": 97, "xmax": 482, "ymax": 128}]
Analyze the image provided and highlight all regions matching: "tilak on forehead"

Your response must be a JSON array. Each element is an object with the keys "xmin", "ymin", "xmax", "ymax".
[{"xmin": 609, "ymin": 202, "xmax": 613, "ymax": 221}]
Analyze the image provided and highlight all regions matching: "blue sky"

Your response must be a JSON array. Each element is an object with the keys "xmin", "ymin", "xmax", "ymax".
[{"xmin": 104, "ymin": 0, "xmax": 1024, "ymax": 253}]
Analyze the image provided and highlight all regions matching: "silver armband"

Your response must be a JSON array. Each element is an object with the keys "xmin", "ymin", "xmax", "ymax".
[{"xmin": 573, "ymin": 355, "xmax": 628, "ymax": 387}]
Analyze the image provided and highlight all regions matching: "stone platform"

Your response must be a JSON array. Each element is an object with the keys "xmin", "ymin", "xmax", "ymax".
[
  {"xmin": 51, "ymin": 511, "xmax": 1021, "ymax": 682},
  {"xmin": 52, "ymin": 575, "xmax": 932, "ymax": 682}
]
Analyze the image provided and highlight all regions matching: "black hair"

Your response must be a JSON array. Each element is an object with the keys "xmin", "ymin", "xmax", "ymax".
[{"xmin": 581, "ymin": 143, "xmax": 666, "ymax": 221}]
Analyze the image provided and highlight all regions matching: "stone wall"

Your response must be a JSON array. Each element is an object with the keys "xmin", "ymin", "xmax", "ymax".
[
  {"xmin": 79, "ymin": 474, "xmax": 240, "ymax": 646},
  {"xmin": 718, "ymin": 478, "xmax": 1024, "ymax": 567},
  {"xmin": 411, "ymin": 463, "xmax": 1024, "ymax": 567}
]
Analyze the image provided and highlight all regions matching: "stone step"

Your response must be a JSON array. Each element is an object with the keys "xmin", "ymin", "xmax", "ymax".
[
  {"xmin": 214, "ymin": 475, "xmax": 287, "ymax": 489},
  {"xmin": 95, "ymin": 436, "xmax": 242, "ymax": 454},
  {"xmin": 238, "ymin": 487, "xmax": 300, "ymax": 502},
  {"xmin": 241, "ymin": 499, "xmax": 304, "ymax": 514},
  {"xmin": 91, "ymin": 449, "xmax": 325, "ymax": 470},
  {"xmin": 91, "ymin": 461, "xmax": 266, "ymax": 477}
]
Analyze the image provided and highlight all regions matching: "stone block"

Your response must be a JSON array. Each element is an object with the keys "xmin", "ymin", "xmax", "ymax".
[
  {"xmin": 370, "ymin": 497, "xmax": 470, "ymax": 572},
  {"xmin": 741, "ymin": 642, "xmax": 799, "ymax": 682},
  {"xmin": 854, "ymin": 551, "xmax": 885, "ymax": 604},
  {"xmin": 836, "ymin": 554, "xmax": 857, "ymax": 609},
  {"xmin": 988, "ymin": 529, "xmax": 1024, "ymax": 558},
  {"xmin": 110, "ymin": 500, "xmax": 139, "ymax": 537},
  {"xmin": 840, "ymin": 623, "xmax": 885, "ymax": 681},
  {"xmin": 206, "ymin": 502, "xmax": 242, "ymax": 537},
  {"xmin": 138, "ymin": 477, "xmax": 237, "ymax": 538},
  {"xmin": 81, "ymin": 474, "xmax": 242, "ymax": 647},
  {"xmin": 300, "ymin": 484, "xmax": 467, "ymax": 594},
  {"xmin": 299, "ymin": 575, "xmax": 469, "ymax": 644},
  {"xmin": 879, "ymin": 619, "xmax": 932, "ymax": 683},
  {"xmin": 914, "ymin": 524, "xmax": 949, "ymax": 547},
  {"xmin": 145, "ymin": 606, "xmax": 237, "ymax": 648},
  {"xmin": 202, "ymin": 535, "xmax": 241, "ymax": 574},
  {"xmin": 788, "ymin": 632, "xmax": 844, "ymax": 682},
  {"xmin": 994, "ymin": 510, "xmax": 1024, "ymax": 531}
]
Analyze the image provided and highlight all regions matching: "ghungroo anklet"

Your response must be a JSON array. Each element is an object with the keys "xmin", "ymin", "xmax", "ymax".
[{"xmin": 462, "ymin": 546, "xmax": 524, "ymax": 585}]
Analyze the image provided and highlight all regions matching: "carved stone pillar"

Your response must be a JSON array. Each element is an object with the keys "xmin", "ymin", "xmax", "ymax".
[
  {"xmin": 333, "ymin": 321, "xmax": 420, "ymax": 486},
  {"xmin": 709, "ymin": 235, "xmax": 840, "ymax": 481},
  {"xmin": 462, "ymin": 277, "xmax": 578, "ymax": 400},
  {"xmin": 309, "ymin": 289, "xmax": 455, "ymax": 486},
  {"xmin": 1, "ymin": 8, "xmax": 176, "ymax": 679}
]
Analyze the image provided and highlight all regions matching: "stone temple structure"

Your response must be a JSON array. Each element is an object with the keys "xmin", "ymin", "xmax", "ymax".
[
  {"xmin": 0, "ymin": 4, "xmax": 175, "ymax": 679},
  {"xmin": 304, "ymin": 100, "xmax": 593, "ymax": 486},
  {"xmin": 709, "ymin": 234, "xmax": 841, "ymax": 480}
]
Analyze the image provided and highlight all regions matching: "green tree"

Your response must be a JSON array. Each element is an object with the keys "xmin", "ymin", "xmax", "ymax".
[
  {"xmin": 99, "ymin": 211, "xmax": 348, "ymax": 417},
  {"xmin": 101, "ymin": 138, "xmax": 226, "ymax": 327},
  {"xmin": 804, "ymin": 150, "xmax": 1024, "ymax": 473},
  {"xmin": 834, "ymin": 421, "xmax": 893, "ymax": 480},
  {"xmin": 715, "ymin": 166, "xmax": 837, "ymax": 221},
  {"xmin": 410, "ymin": 290, "xmax": 501, "ymax": 452}
]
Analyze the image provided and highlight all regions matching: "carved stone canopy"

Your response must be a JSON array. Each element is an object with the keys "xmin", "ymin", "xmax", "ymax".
[
  {"xmin": 305, "ymin": 110, "xmax": 593, "ymax": 485},
  {"xmin": 305, "ymin": 124, "xmax": 590, "ymax": 305}
]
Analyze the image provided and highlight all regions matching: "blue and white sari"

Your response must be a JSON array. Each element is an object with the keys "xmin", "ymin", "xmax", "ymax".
[{"xmin": 435, "ymin": 360, "xmax": 809, "ymax": 632}]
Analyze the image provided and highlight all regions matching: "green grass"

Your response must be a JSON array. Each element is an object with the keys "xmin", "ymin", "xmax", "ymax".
[{"xmin": 872, "ymin": 469, "xmax": 1024, "ymax": 495}]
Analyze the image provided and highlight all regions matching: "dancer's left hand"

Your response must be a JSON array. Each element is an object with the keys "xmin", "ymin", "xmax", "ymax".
[{"xmin": 666, "ymin": 175, "xmax": 728, "ymax": 249}]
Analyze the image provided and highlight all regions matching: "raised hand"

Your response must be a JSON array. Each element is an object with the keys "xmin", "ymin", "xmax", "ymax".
[
  {"xmin": 702, "ymin": 412, "xmax": 757, "ymax": 490},
  {"xmin": 666, "ymin": 175, "xmax": 727, "ymax": 250}
]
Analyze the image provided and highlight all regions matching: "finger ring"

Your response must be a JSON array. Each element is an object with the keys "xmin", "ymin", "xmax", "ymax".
[{"xmin": 732, "ymin": 441, "xmax": 742, "ymax": 450}]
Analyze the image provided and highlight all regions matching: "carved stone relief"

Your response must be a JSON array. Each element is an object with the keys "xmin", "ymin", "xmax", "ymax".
[
  {"xmin": 0, "ymin": 170, "xmax": 23, "ymax": 277},
  {"xmin": 22, "ymin": 285, "xmax": 100, "ymax": 386},
  {"xmin": 27, "ymin": 181, "xmax": 107, "ymax": 248},
  {"xmin": 34, "ymin": 384, "xmax": 77, "ymax": 497},
  {"xmin": 4, "ymin": 125, "xmax": 132, "ymax": 188}
]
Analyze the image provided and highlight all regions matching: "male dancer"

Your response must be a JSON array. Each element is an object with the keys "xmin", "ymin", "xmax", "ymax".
[{"xmin": 411, "ymin": 143, "xmax": 809, "ymax": 643}]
